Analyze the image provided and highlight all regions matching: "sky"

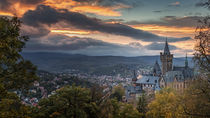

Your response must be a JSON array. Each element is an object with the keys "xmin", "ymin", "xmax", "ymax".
[{"xmin": 0, "ymin": 0, "xmax": 209, "ymax": 57}]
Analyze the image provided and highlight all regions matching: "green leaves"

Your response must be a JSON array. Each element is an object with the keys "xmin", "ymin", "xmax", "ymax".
[
  {"xmin": 0, "ymin": 16, "xmax": 38, "ymax": 91},
  {"xmin": 0, "ymin": 16, "xmax": 38, "ymax": 118},
  {"xmin": 35, "ymin": 85, "xmax": 96, "ymax": 118}
]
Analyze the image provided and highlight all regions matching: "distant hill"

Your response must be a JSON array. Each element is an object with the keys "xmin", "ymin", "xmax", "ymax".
[{"xmin": 22, "ymin": 52, "xmax": 194, "ymax": 76}]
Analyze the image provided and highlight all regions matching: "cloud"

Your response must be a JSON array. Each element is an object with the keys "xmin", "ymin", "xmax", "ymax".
[
  {"xmin": 25, "ymin": 34, "xmax": 148, "ymax": 56},
  {"xmin": 43, "ymin": 0, "xmax": 140, "ymax": 16},
  {"xmin": 21, "ymin": 24, "xmax": 50, "ymax": 38},
  {"xmin": 71, "ymin": 0, "xmax": 143, "ymax": 7},
  {"xmin": 128, "ymin": 42, "xmax": 143, "ymax": 48},
  {"xmin": 145, "ymin": 42, "xmax": 178, "ymax": 50},
  {"xmin": 20, "ymin": 0, "xmax": 46, "ymax": 5},
  {"xmin": 126, "ymin": 16, "xmax": 202, "ymax": 28},
  {"xmin": 26, "ymin": 34, "xmax": 112, "ymax": 51},
  {"xmin": 168, "ymin": 1, "xmax": 180, "ymax": 7},
  {"xmin": 22, "ymin": 5, "xmax": 190, "ymax": 42},
  {"xmin": 0, "ymin": 0, "xmax": 133, "ymax": 17},
  {"xmin": 23, "ymin": 33, "xmax": 191, "ymax": 57},
  {"xmin": 0, "ymin": 0, "xmax": 46, "ymax": 16}
]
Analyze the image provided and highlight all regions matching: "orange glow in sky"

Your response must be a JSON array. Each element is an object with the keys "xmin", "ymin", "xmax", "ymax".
[
  {"xmin": 51, "ymin": 30, "xmax": 91, "ymax": 35},
  {"xmin": 44, "ymin": 0, "xmax": 122, "ymax": 16},
  {"xmin": 131, "ymin": 24, "xmax": 196, "ymax": 38},
  {"xmin": 71, "ymin": 6, "xmax": 121, "ymax": 16}
]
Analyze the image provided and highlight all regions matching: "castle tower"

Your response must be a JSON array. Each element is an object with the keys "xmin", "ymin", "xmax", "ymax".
[{"xmin": 160, "ymin": 39, "xmax": 173, "ymax": 75}]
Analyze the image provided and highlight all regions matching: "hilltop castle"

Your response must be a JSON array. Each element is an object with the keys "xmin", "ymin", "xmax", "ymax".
[
  {"xmin": 125, "ymin": 39, "xmax": 194, "ymax": 103},
  {"xmin": 156, "ymin": 39, "xmax": 194, "ymax": 90}
]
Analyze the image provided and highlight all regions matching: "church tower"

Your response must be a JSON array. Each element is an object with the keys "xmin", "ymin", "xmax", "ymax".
[{"xmin": 160, "ymin": 39, "xmax": 173, "ymax": 75}]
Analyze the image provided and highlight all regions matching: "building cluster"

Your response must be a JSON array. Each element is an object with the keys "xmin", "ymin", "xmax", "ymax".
[
  {"xmin": 19, "ymin": 71, "xmax": 131, "ymax": 106},
  {"xmin": 125, "ymin": 39, "xmax": 194, "ymax": 103}
]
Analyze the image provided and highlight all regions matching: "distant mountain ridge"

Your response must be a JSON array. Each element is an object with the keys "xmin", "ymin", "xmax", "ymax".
[{"xmin": 22, "ymin": 52, "xmax": 194, "ymax": 75}]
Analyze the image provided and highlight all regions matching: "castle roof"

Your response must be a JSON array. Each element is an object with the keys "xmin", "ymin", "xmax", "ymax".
[
  {"xmin": 173, "ymin": 66, "xmax": 194, "ymax": 79},
  {"xmin": 164, "ymin": 71, "xmax": 184, "ymax": 83},
  {"xmin": 136, "ymin": 76, "xmax": 159, "ymax": 85},
  {"xmin": 136, "ymin": 76, "xmax": 160, "ymax": 90}
]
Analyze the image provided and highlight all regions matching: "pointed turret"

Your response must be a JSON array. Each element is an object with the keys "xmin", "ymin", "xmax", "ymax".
[
  {"xmin": 132, "ymin": 70, "xmax": 137, "ymax": 86},
  {"xmin": 185, "ymin": 53, "xmax": 188, "ymax": 68},
  {"xmin": 153, "ymin": 60, "xmax": 161, "ymax": 76},
  {"xmin": 164, "ymin": 38, "xmax": 170, "ymax": 55},
  {"xmin": 132, "ymin": 70, "xmax": 137, "ymax": 81}
]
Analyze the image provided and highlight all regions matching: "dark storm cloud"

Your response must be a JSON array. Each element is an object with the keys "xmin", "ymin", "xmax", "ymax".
[
  {"xmin": 145, "ymin": 42, "xmax": 178, "ymax": 50},
  {"xmin": 160, "ymin": 16, "xmax": 201, "ymax": 27},
  {"xmin": 0, "ymin": 0, "xmax": 13, "ymax": 12},
  {"xmin": 126, "ymin": 16, "xmax": 202, "ymax": 27},
  {"xmin": 26, "ymin": 34, "xmax": 113, "ymax": 51},
  {"xmin": 25, "ymin": 34, "xmax": 148, "ymax": 56},
  {"xmin": 72, "ymin": 0, "xmax": 143, "ymax": 7},
  {"xmin": 20, "ymin": 0, "xmax": 46, "ymax": 4},
  {"xmin": 103, "ymin": 19, "xmax": 125, "ymax": 23},
  {"xmin": 22, "ymin": 5, "xmax": 190, "ymax": 42}
]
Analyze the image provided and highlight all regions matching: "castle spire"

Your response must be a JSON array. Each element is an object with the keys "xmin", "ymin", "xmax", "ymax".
[
  {"xmin": 132, "ymin": 70, "xmax": 137, "ymax": 82},
  {"xmin": 185, "ymin": 53, "xmax": 188, "ymax": 68},
  {"xmin": 164, "ymin": 38, "xmax": 170, "ymax": 55}
]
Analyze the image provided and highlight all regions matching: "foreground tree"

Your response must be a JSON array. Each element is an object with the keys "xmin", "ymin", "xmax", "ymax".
[
  {"xmin": 0, "ymin": 84, "xmax": 32, "ymax": 117},
  {"xmin": 0, "ymin": 17, "xmax": 38, "ymax": 117},
  {"xmin": 99, "ymin": 98, "xmax": 142, "ymax": 118},
  {"xmin": 179, "ymin": 1, "xmax": 210, "ymax": 117},
  {"xmin": 146, "ymin": 88, "xmax": 184, "ymax": 118},
  {"xmin": 0, "ymin": 17, "xmax": 38, "ymax": 91},
  {"xmin": 110, "ymin": 85, "xmax": 125, "ymax": 101},
  {"xmin": 194, "ymin": 17, "xmax": 210, "ymax": 75},
  {"xmin": 119, "ymin": 103, "xmax": 142, "ymax": 118},
  {"xmin": 137, "ymin": 93, "xmax": 147, "ymax": 117},
  {"xmin": 33, "ymin": 85, "xmax": 99, "ymax": 118},
  {"xmin": 179, "ymin": 77, "xmax": 210, "ymax": 117}
]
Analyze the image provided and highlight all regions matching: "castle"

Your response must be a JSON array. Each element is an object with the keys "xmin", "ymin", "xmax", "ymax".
[
  {"xmin": 125, "ymin": 39, "xmax": 194, "ymax": 102},
  {"xmin": 158, "ymin": 40, "xmax": 194, "ymax": 90}
]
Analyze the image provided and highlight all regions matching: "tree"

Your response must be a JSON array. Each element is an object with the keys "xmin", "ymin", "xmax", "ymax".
[
  {"xmin": 0, "ymin": 16, "xmax": 38, "ymax": 118},
  {"xmin": 137, "ymin": 93, "xmax": 147, "ymax": 117},
  {"xmin": 99, "ymin": 98, "xmax": 142, "ymax": 118},
  {"xmin": 0, "ymin": 17, "xmax": 38, "ymax": 91},
  {"xmin": 34, "ymin": 85, "xmax": 99, "ymax": 118},
  {"xmin": 111, "ymin": 85, "xmax": 125, "ymax": 101},
  {"xmin": 0, "ymin": 83, "xmax": 32, "ymax": 117},
  {"xmin": 194, "ymin": 17, "xmax": 210, "ymax": 75},
  {"xmin": 119, "ymin": 103, "xmax": 143, "ymax": 118},
  {"xmin": 146, "ymin": 88, "xmax": 183, "ymax": 118},
  {"xmin": 179, "ymin": 1, "xmax": 210, "ymax": 117},
  {"xmin": 179, "ymin": 77, "xmax": 210, "ymax": 117},
  {"xmin": 196, "ymin": 0, "xmax": 210, "ymax": 10}
]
